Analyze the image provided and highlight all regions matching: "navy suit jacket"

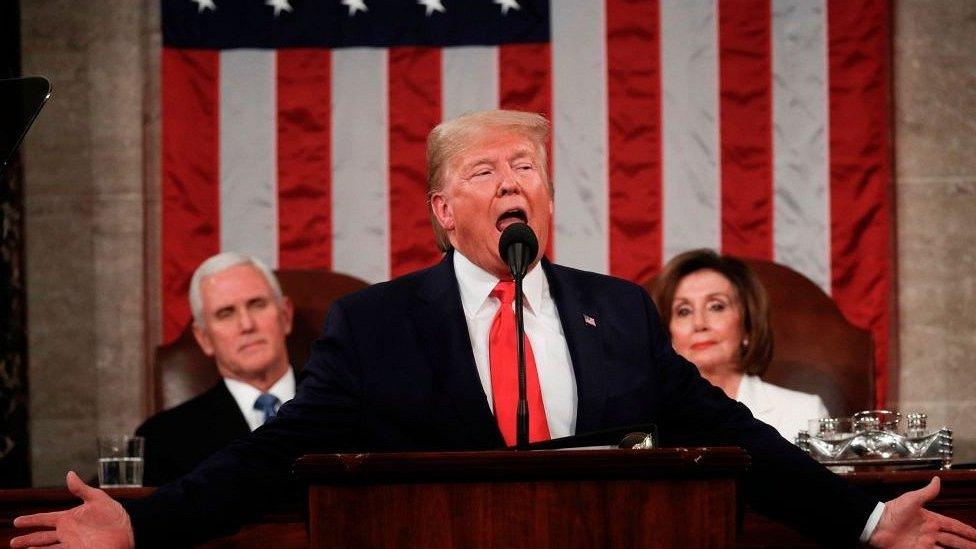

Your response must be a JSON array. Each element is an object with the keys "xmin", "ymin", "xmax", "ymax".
[
  {"xmin": 126, "ymin": 252, "xmax": 877, "ymax": 546},
  {"xmin": 135, "ymin": 382, "xmax": 250, "ymax": 487}
]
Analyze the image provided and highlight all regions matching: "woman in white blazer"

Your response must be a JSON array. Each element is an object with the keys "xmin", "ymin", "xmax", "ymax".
[{"xmin": 651, "ymin": 249, "xmax": 827, "ymax": 442}]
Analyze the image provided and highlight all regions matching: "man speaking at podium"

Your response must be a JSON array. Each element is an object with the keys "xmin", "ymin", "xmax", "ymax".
[{"xmin": 12, "ymin": 111, "xmax": 976, "ymax": 548}]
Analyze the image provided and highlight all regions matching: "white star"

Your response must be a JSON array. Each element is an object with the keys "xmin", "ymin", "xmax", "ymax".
[
  {"xmin": 417, "ymin": 0, "xmax": 445, "ymax": 17},
  {"xmin": 494, "ymin": 0, "xmax": 520, "ymax": 15},
  {"xmin": 266, "ymin": 0, "xmax": 293, "ymax": 17},
  {"xmin": 191, "ymin": 0, "xmax": 216, "ymax": 13},
  {"xmin": 341, "ymin": 0, "xmax": 368, "ymax": 16}
]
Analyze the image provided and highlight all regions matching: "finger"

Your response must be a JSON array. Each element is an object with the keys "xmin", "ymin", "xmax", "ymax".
[
  {"xmin": 13, "ymin": 511, "xmax": 66, "ymax": 528},
  {"xmin": 936, "ymin": 513, "xmax": 976, "ymax": 540},
  {"xmin": 65, "ymin": 470, "xmax": 102, "ymax": 502},
  {"xmin": 9, "ymin": 529, "xmax": 61, "ymax": 548},
  {"xmin": 910, "ymin": 476, "xmax": 942, "ymax": 506},
  {"xmin": 935, "ymin": 531, "xmax": 976, "ymax": 549}
]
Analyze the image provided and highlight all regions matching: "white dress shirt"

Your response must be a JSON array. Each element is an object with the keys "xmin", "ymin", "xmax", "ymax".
[
  {"xmin": 454, "ymin": 251, "xmax": 577, "ymax": 439},
  {"xmin": 223, "ymin": 367, "xmax": 296, "ymax": 432}
]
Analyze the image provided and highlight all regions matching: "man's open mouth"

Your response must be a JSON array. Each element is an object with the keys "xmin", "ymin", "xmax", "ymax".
[{"xmin": 495, "ymin": 208, "xmax": 527, "ymax": 231}]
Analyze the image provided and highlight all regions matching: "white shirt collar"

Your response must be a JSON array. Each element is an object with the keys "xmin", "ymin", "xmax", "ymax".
[
  {"xmin": 223, "ymin": 367, "xmax": 296, "ymax": 431},
  {"xmin": 453, "ymin": 250, "xmax": 546, "ymax": 317}
]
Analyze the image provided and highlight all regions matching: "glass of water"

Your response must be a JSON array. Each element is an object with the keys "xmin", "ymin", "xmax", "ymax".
[{"xmin": 97, "ymin": 435, "xmax": 144, "ymax": 488}]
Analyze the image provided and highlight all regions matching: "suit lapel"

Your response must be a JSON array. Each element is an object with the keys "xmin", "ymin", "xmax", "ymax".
[
  {"xmin": 543, "ymin": 262, "xmax": 607, "ymax": 434},
  {"xmin": 409, "ymin": 252, "xmax": 504, "ymax": 447},
  {"xmin": 210, "ymin": 382, "xmax": 252, "ymax": 436}
]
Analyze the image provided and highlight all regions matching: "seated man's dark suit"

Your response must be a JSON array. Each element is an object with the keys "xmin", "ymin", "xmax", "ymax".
[
  {"xmin": 134, "ymin": 382, "xmax": 250, "ymax": 486},
  {"xmin": 125, "ymin": 252, "xmax": 878, "ymax": 546}
]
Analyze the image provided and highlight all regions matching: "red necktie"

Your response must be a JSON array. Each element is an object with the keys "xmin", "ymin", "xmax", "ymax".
[{"xmin": 488, "ymin": 280, "xmax": 550, "ymax": 446}]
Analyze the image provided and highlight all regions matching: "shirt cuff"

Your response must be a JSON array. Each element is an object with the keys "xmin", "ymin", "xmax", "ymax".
[{"xmin": 860, "ymin": 502, "xmax": 886, "ymax": 543}]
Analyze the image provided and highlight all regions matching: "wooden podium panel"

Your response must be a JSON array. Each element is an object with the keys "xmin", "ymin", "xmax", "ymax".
[{"xmin": 295, "ymin": 448, "xmax": 749, "ymax": 548}]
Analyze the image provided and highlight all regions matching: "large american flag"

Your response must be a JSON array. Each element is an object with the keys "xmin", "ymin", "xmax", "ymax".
[{"xmin": 161, "ymin": 0, "xmax": 893, "ymax": 403}]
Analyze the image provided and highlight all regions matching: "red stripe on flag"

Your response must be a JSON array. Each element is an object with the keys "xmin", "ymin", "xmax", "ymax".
[
  {"xmin": 827, "ymin": 0, "xmax": 893, "ymax": 406},
  {"xmin": 719, "ymin": 0, "xmax": 773, "ymax": 260},
  {"xmin": 499, "ymin": 43, "xmax": 552, "ymax": 117},
  {"xmin": 607, "ymin": 0, "xmax": 662, "ymax": 283},
  {"xmin": 276, "ymin": 49, "xmax": 332, "ymax": 270},
  {"xmin": 161, "ymin": 49, "xmax": 220, "ymax": 342},
  {"xmin": 499, "ymin": 43, "xmax": 554, "ymax": 259},
  {"xmin": 388, "ymin": 47, "xmax": 442, "ymax": 278}
]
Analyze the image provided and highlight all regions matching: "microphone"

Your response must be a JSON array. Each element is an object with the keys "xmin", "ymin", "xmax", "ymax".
[
  {"xmin": 498, "ymin": 222, "xmax": 538, "ymax": 280},
  {"xmin": 497, "ymin": 223, "xmax": 539, "ymax": 449}
]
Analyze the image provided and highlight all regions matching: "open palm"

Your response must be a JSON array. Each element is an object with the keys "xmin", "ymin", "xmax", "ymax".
[
  {"xmin": 870, "ymin": 477, "xmax": 976, "ymax": 548},
  {"xmin": 10, "ymin": 471, "xmax": 133, "ymax": 549}
]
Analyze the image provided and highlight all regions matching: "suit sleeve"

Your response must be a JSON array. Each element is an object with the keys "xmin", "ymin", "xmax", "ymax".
[
  {"xmin": 123, "ymin": 301, "xmax": 364, "ymax": 546},
  {"xmin": 637, "ymin": 289, "xmax": 879, "ymax": 547}
]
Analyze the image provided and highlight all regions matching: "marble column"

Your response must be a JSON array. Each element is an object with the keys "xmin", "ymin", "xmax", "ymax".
[
  {"xmin": 20, "ymin": 0, "xmax": 156, "ymax": 486},
  {"xmin": 895, "ymin": 0, "xmax": 976, "ymax": 463}
]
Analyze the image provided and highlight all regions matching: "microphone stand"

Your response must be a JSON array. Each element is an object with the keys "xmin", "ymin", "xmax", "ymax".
[
  {"xmin": 500, "ymin": 223, "xmax": 538, "ymax": 451},
  {"xmin": 514, "ymin": 271, "xmax": 529, "ymax": 450}
]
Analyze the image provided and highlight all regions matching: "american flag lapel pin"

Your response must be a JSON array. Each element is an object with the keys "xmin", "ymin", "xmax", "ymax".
[{"xmin": 583, "ymin": 314, "xmax": 597, "ymax": 327}]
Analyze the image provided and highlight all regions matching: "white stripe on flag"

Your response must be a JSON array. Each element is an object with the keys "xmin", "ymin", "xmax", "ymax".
[
  {"xmin": 442, "ymin": 46, "xmax": 499, "ymax": 121},
  {"xmin": 661, "ymin": 0, "xmax": 720, "ymax": 261},
  {"xmin": 331, "ymin": 48, "xmax": 390, "ymax": 283},
  {"xmin": 551, "ymin": 0, "xmax": 608, "ymax": 273},
  {"xmin": 219, "ymin": 49, "xmax": 278, "ymax": 267},
  {"xmin": 772, "ymin": 0, "xmax": 830, "ymax": 291}
]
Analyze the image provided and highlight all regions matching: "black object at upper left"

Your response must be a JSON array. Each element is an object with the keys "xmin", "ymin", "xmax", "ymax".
[{"xmin": 0, "ymin": 76, "xmax": 50, "ymax": 177}]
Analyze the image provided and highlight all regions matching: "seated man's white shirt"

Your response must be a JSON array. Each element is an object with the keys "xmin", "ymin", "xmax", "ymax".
[
  {"xmin": 224, "ymin": 367, "xmax": 296, "ymax": 432},
  {"xmin": 454, "ymin": 251, "xmax": 577, "ymax": 439}
]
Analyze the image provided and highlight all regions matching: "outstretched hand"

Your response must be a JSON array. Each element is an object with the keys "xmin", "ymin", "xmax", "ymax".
[
  {"xmin": 10, "ymin": 471, "xmax": 134, "ymax": 549},
  {"xmin": 870, "ymin": 476, "xmax": 976, "ymax": 548}
]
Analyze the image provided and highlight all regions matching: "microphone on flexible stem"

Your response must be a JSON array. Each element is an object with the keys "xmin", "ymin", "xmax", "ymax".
[{"xmin": 498, "ymin": 222, "xmax": 539, "ymax": 450}]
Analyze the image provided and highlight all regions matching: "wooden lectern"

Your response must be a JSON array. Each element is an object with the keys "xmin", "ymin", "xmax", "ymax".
[{"xmin": 294, "ymin": 447, "xmax": 749, "ymax": 548}]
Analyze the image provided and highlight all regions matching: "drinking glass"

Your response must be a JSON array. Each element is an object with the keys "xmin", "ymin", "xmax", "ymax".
[{"xmin": 97, "ymin": 435, "xmax": 144, "ymax": 488}]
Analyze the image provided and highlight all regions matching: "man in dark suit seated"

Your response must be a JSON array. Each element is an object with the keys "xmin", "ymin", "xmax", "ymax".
[
  {"xmin": 12, "ymin": 110, "xmax": 976, "ymax": 548},
  {"xmin": 136, "ymin": 252, "xmax": 296, "ymax": 485}
]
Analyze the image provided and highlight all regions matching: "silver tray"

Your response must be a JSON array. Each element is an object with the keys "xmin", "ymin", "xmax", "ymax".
[{"xmin": 796, "ymin": 411, "xmax": 952, "ymax": 470}]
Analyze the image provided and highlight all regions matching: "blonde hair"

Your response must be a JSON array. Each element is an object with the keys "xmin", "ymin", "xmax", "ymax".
[{"xmin": 426, "ymin": 110, "xmax": 552, "ymax": 251}]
